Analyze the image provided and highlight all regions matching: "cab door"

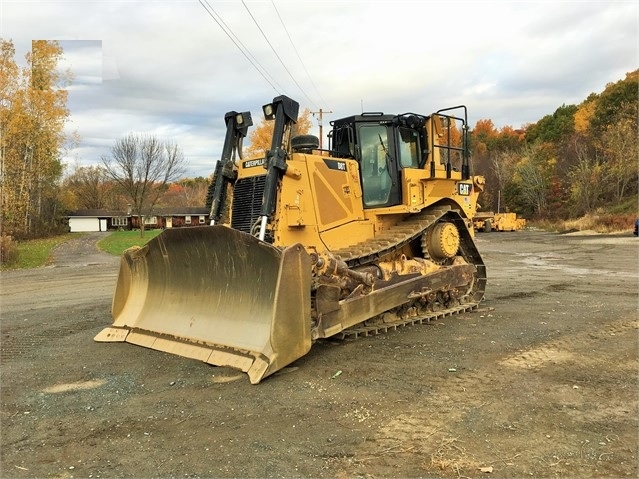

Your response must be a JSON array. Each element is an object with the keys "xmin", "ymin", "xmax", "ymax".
[{"xmin": 357, "ymin": 124, "xmax": 401, "ymax": 207}]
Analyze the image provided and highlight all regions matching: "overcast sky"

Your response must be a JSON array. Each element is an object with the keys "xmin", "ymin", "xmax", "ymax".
[{"xmin": 2, "ymin": 0, "xmax": 638, "ymax": 178}]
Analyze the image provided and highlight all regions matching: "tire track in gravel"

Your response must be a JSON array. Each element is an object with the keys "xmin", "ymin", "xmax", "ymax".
[
  {"xmin": 333, "ymin": 317, "xmax": 638, "ymax": 477},
  {"xmin": 499, "ymin": 318, "xmax": 638, "ymax": 369}
]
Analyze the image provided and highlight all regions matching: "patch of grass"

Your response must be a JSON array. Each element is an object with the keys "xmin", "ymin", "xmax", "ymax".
[
  {"xmin": 562, "ymin": 213, "xmax": 636, "ymax": 233},
  {"xmin": 531, "ymin": 212, "xmax": 637, "ymax": 234},
  {"xmin": 97, "ymin": 229, "xmax": 162, "ymax": 256},
  {"xmin": 606, "ymin": 197, "xmax": 638, "ymax": 215},
  {"xmin": 1, "ymin": 229, "xmax": 164, "ymax": 270},
  {"xmin": 0, "ymin": 233, "xmax": 78, "ymax": 270}
]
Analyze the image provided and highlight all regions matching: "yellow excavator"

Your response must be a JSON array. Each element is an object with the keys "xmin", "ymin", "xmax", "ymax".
[{"xmin": 95, "ymin": 95, "xmax": 487, "ymax": 384}]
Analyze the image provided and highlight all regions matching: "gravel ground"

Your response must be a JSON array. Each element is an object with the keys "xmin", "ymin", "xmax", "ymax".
[{"xmin": 1, "ymin": 229, "xmax": 637, "ymax": 478}]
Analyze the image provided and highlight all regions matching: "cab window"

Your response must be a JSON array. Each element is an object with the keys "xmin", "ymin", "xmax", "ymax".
[
  {"xmin": 398, "ymin": 126, "xmax": 420, "ymax": 168},
  {"xmin": 359, "ymin": 124, "xmax": 392, "ymax": 206}
]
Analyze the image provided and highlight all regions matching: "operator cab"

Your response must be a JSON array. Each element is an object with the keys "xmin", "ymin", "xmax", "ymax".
[
  {"xmin": 329, "ymin": 107, "xmax": 471, "ymax": 209},
  {"xmin": 330, "ymin": 113, "xmax": 428, "ymax": 208}
]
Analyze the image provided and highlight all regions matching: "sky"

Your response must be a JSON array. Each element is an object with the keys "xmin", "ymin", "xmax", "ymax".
[{"xmin": 2, "ymin": 0, "xmax": 638, "ymax": 178}]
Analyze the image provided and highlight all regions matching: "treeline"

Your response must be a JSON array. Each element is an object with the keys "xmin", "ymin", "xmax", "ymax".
[
  {"xmin": 61, "ymin": 165, "xmax": 210, "ymax": 213},
  {"xmin": 471, "ymin": 70, "xmax": 638, "ymax": 219}
]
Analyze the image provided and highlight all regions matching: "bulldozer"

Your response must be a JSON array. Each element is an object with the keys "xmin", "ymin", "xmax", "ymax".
[
  {"xmin": 95, "ymin": 95, "xmax": 487, "ymax": 384},
  {"xmin": 474, "ymin": 211, "xmax": 527, "ymax": 232}
]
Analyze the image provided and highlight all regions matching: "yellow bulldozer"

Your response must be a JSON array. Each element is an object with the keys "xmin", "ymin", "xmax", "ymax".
[
  {"xmin": 474, "ymin": 211, "xmax": 526, "ymax": 232},
  {"xmin": 95, "ymin": 95, "xmax": 487, "ymax": 384}
]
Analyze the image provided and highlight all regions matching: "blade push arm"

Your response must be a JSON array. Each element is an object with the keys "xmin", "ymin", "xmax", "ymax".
[
  {"xmin": 209, "ymin": 111, "xmax": 253, "ymax": 224},
  {"xmin": 258, "ymin": 95, "xmax": 299, "ymax": 240}
]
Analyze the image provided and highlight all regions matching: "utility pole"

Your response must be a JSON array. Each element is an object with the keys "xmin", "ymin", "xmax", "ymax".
[{"xmin": 311, "ymin": 108, "xmax": 332, "ymax": 149}]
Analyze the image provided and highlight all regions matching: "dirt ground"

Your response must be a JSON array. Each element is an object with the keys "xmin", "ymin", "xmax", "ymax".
[{"xmin": 1, "ymin": 229, "xmax": 637, "ymax": 479}]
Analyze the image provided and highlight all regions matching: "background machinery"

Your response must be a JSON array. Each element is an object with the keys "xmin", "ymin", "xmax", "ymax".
[
  {"xmin": 95, "ymin": 95, "xmax": 487, "ymax": 384},
  {"xmin": 474, "ymin": 211, "xmax": 527, "ymax": 232}
]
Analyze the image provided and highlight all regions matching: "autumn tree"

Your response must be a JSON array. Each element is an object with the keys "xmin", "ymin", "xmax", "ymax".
[
  {"xmin": 511, "ymin": 141, "xmax": 556, "ymax": 217},
  {"xmin": 60, "ymin": 165, "xmax": 130, "ymax": 213},
  {"xmin": 0, "ymin": 39, "xmax": 71, "ymax": 238},
  {"xmin": 474, "ymin": 70, "xmax": 638, "ymax": 220},
  {"xmin": 590, "ymin": 71, "xmax": 639, "ymax": 135},
  {"xmin": 591, "ymin": 74, "xmax": 638, "ymax": 204},
  {"xmin": 472, "ymin": 119, "xmax": 498, "ymax": 154},
  {"xmin": 101, "ymin": 134, "xmax": 186, "ymax": 237},
  {"xmin": 488, "ymin": 150, "xmax": 518, "ymax": 211},
  {"xmin": 574, "ymin": 95, "xmax": 597, "ymax": 134},
  {"xmin": 568, "ymin": 144, "xmax": 605, "ymax": 215},
  {"xmin": 471, "ymin": 119, "xmax": 526, "ymax": 213},
  {"xmin": 244, "ymin": 107, "xmax": 313, "ymax": 158},
  {"xmin": 600, "ymin": 111, "xmax": 638, "ymax": 202},
  {"xmin": 62, "ymin": 166, "xmax": 109, "ymax": 210},
  {"xmin": 158, "ymin": 177, "xmax": 209, "ymax": 208}
]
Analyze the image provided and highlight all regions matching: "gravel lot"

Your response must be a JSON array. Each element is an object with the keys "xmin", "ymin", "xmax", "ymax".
[{"xmin": 1, "ymin": 229, "xmax": 637, "ymax": 478}]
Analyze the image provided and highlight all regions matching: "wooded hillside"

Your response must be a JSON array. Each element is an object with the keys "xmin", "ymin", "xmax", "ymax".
[{"xmin": 471, "ymin": 70, "xmax": 638, "ymax": 219}]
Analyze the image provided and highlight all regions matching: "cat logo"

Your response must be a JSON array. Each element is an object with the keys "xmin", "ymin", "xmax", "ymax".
[{"xmin": 457, "ymin": 183, "xmax": 472, "ymax": 196}]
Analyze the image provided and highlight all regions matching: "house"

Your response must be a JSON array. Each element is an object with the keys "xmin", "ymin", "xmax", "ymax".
[
  {"xmin": 68, "ymin": 209, "xmax": 131, "ymax": 232},
  {"xmin": 130, "ymin": 207, "xmax": 210, "ymax": 229},
  {"xmin": 67, "ymin": 207, "xmax": 210, "ymax": 233}
]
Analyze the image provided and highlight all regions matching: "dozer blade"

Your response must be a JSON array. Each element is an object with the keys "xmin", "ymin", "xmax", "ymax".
[{"xmin": 94, "ymin": 226, "xmax": 312, "ymax": 384}]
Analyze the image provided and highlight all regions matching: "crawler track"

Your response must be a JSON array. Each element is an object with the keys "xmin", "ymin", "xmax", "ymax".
[
  {"xmin": 330, "ymin": 205, "xmax": 486, "ymax": 338},
  {"xmin": 336, "ymin": 302, "xmax": 479, "ymax": 339}
]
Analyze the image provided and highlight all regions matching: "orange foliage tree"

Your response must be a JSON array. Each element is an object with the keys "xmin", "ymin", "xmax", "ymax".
[
  {"xmin": 244, "ymin": 107, "xmax": 313, "ymax": 158},
  {"xmin": 159, "ymin": 177, "xmax": 209, "ymax": 208}
]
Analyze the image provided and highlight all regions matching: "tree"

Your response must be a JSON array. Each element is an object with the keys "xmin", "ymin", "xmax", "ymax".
[
  {"xmin": 62, "ymin": 165, "xmax": 115, "ymax": 210},
  {"xmin": 568, "ymin": 145, "xmax": 605, "ymax": 215},
  {"xmin": 244, "ymin": 107, "xmax": 313, "ymax": 158},
  {"xmin": 590, "ymin": 71, "xmax": 639, "ymax": 134},
  {"xmin": 574, "ymin": 96, "xmax": 597, "ymax": 134},
  {"xmin": 489, "ymin": 149, "xmax": 518, "ymax": 212},
  {"xmin": 471, "ymin": 119, "xmax": 498, "ymax": 156},
  {"xmin": 158, "ymin": 177, "xmax": 209, "ymax": 208},
  {"xmin": 101, "ymin": 134, "xmax": 186, "ymax": 237},
  {"xmin": 0, "ymin": 39, "xmax": 71, "ymax": 238},
  {"xmin": 470, "ymin": 119, "xmax": 497, "ymax": 209},
  {"xmin": 511, "ymin": 142, "xmax": 556, "ymax": 217},
  {"xmin": 525, "ymin": 104, "xmax": 578, "ymax": 144},
  {"xmin": 471, "ymin": 120, "xmax": 526, "ymax": 213},
  {"xmin": 600, "ymin": 112, "xmax": 638, "ymax": 202}
]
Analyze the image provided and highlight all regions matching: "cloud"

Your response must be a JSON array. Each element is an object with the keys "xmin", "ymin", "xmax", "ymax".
[
  {"xmin": 3, "ymin": 0, "xmax": 638, "ymax": 178},
  {"xmin": 56, "ymin": 40, "xmax": 103, "ymax": 89}
]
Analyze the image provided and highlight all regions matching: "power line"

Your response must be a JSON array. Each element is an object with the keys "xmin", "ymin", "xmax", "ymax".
[
  {"xmin": 198, "ymin": 0, "xmax": 283, "ymax": 94},
  {"xmin": 271, "ymin": 0, "xmax": 326, "ymax": 108},
  {"xmin": 270, "ymin": 0, "xmax": 331, "ymax": 139},
  {"xmin": 199, "ymin": 0, "xmax": 331, "ymax": 135},
  {"xmin": 241, "ymin": 0, "xmax": 318, "ymax": 110}
]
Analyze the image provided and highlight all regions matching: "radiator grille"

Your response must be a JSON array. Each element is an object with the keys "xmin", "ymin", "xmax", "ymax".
[{"xmin": 231, "ymin": 174, "xmax": 268, "ymax": 239}]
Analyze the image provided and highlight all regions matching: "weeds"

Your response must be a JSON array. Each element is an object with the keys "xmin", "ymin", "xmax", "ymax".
[
  {"xmin": 0, "ymin": 234, "xmax": 18, "ymax": 266},
  {"xmin": 0, "ymin": 234, "xmax": 76, "ymax": 270}
]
